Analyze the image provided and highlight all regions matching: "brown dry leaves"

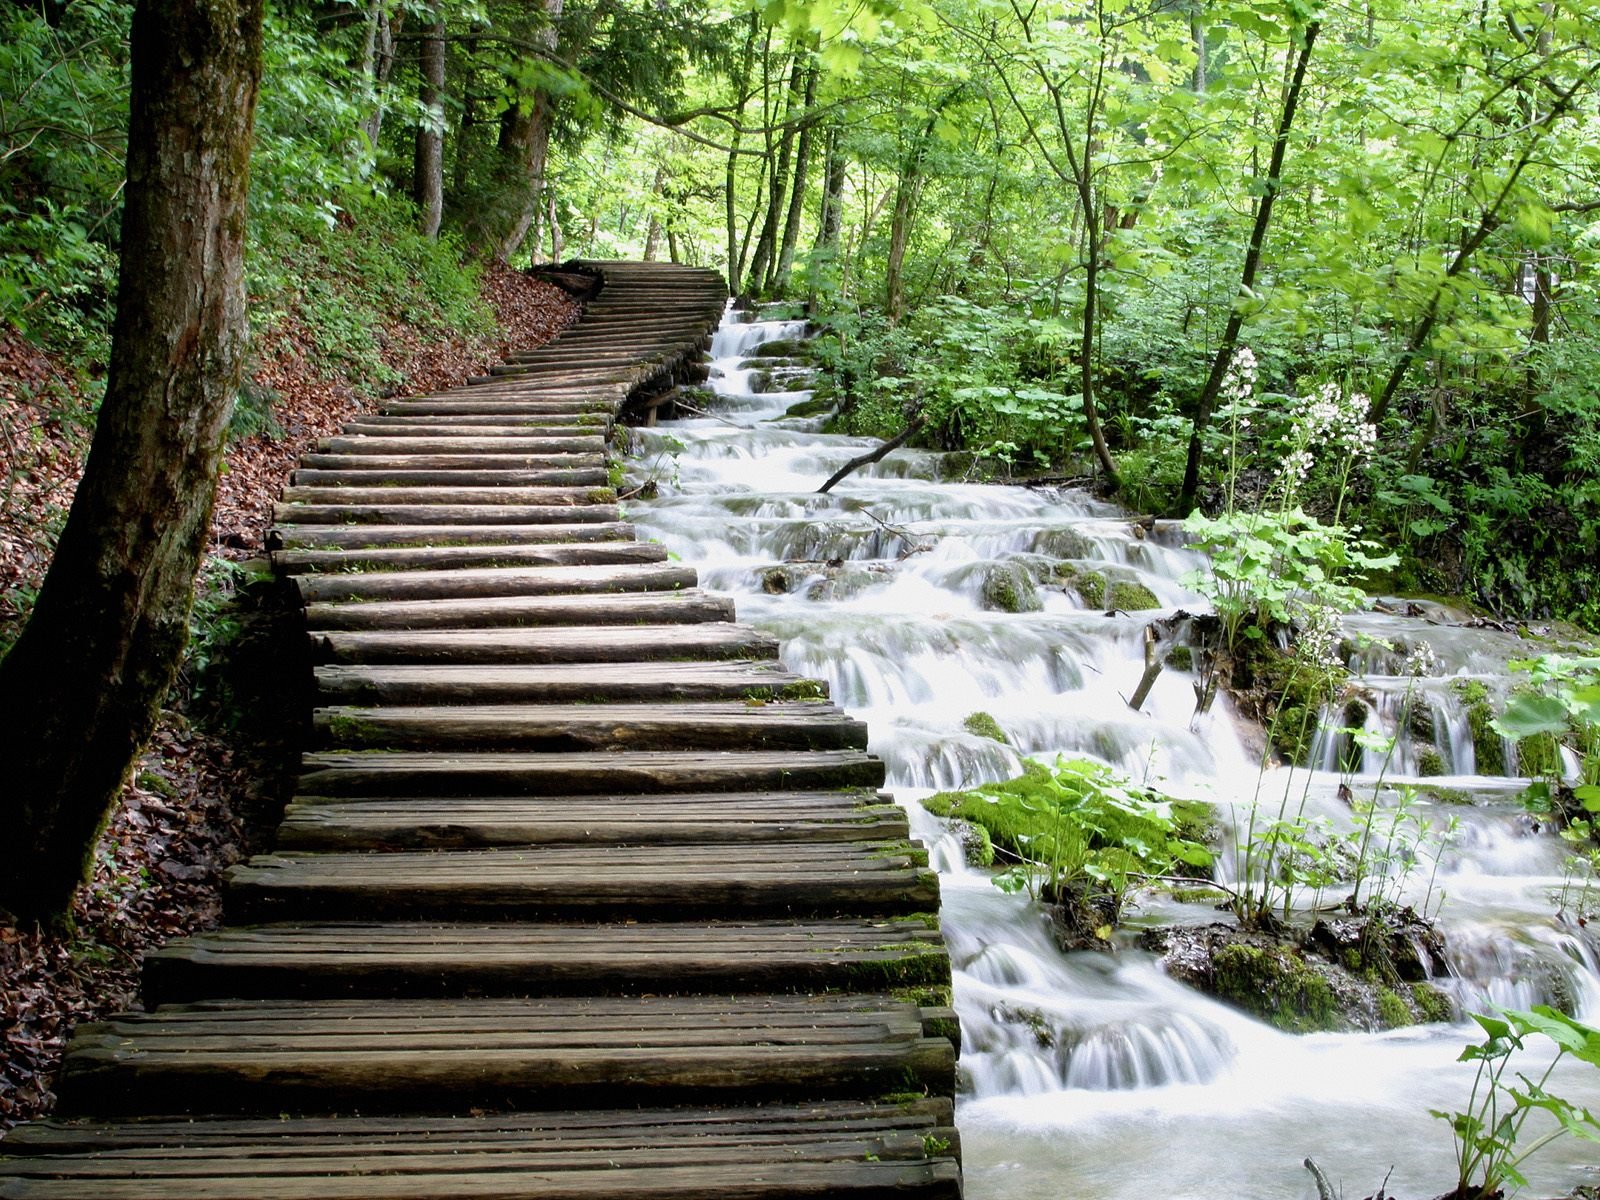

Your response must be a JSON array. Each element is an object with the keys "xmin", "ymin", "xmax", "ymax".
[{"xmin": 0, "ymin": 265, "xmax": 581, "ymax": 1130}]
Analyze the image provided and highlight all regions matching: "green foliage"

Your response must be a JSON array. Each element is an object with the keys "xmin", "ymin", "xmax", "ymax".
[
  {"xmin": 249, "ymin": 193, "xmax": 493, "ymax": 388},
  {"xmin": 0, "ymin": 0, "xmax": 129, "ymax": 353},
  {"xmin": 1210, "ymin": 943, "xmax": 1341, "ymax": 1034},
  {"xmin": 961, "ymin": 711, "xmax": 1007, "ymax": 744},
  {"xmin": 921, "ymin": 757, "xmax": 1213, "ymax": 927},
  {"xmin": 1433, "ymin": 1007, "xmax": 1600, "ymax": 1200}
]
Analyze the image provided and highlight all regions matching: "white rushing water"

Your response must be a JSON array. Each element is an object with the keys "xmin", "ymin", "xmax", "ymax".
[{"xmin": 627, "ymin": 306, "xmax": 1600, "ymax": 1200}]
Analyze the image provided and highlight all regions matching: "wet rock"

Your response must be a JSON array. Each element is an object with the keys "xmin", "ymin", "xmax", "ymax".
[{"xmin": 1143, "ymin": 915, "xmax": 1454, "ymax": 1034}]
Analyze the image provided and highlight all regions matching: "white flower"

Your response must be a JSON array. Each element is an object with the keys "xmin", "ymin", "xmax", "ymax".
[
  {"xmin": 1296, "ymin": 606, "xmax": 1344, "ymax": 672},
  {"xmin": 1402, "ymin": 643, "xmax": 1439, "ymax": 678}
]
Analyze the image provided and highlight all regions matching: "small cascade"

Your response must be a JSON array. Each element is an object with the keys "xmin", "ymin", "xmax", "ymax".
[{"xmin": 628, "ymin": 304, "xmax": 1600, "ymax": 1200}]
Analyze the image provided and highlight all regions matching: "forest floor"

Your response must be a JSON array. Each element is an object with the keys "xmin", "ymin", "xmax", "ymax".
[{"xmin": 0, "ymin": 266, "xmax": 581, "ymax": 1129}]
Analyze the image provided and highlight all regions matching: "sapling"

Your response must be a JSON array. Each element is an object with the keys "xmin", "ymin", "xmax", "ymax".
[{"xmin": 1433, "ymin": 1006, "xmax": 1600, "ymax": 1200}]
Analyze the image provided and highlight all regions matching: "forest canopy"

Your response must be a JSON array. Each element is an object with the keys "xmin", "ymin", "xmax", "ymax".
[{"xmin": 4, "ymin": 0, "xmax": 1600, "ymax": 627}]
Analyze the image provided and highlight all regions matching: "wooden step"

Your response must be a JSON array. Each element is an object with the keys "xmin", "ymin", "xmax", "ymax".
[
  {"xmin": 275, "ymin": 789, "xmax": 906, "ymax": 850},
  {"xmin": 311, "ymin": 623, "xmax": 778, "ymax": 665},
  {"xmin": 309, "ymin": 701, "xmax": 869, "ymax": 752},
  {"xmin": 142, "ymin": 918, "xmax": 946, "ymax": 1001},
  {"xmin": 314, "ymin": 661, "xmax": 820, "ymax": 704},
  {"xmin": 279, "ymin": 486, "xmax": 614, "ymax": 507},
  {"xmin": 290, "ymin": 468, "xmax": 610, "ymax": 488},
  {"xmin": 272, "ymin": 503, "xmax": 621, "ymax": 526},
  {"xmin": 0, "ymin": 1103, "xmax": 960, "ymax": 1199},
  {"xmin": 318, "ymin": 435, "xmax": 607, "ymax": 455},
  {"xmin": 54, "ymin": 994, "xmax": 957, "ymax": 1117},
  {"xmin": 270, "ymin": 522, "xmax": 632, "ymax": 549},
  {"xmin": 337, "ymin": 422, "xmax": 604, "ymax": 439},
  {"xmin": 293, "ymin": 747, "xmax": 886, "ymax": 796},
  {"xmin": 297, "ymin": 451, "xmax": 604, "ymax": 470},
  {"xmin": 381, "ymin": 397, "xmax": 615, "ymax": 414},
  {"xmin": 276, "ymin": 542, "xmax": 665, "ymax": 576},
  {"xmin": 293, "ymin": 563, "xmax": 695, "ymax": 605},
  {"xmin": 351, "ymin": 414, "xmax": 606, "ymax": 428},
  {"xmin": 305, "ymin": 589, "xmax": 733, "ymax": 632}
]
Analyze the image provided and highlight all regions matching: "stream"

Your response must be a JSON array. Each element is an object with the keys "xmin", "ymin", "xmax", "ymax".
[{"xmin": 626, "ymin": 306, "xmax": 1600, "ymax": 1200}]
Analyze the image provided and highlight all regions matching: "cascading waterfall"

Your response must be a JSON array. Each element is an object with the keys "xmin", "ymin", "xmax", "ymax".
[{"xmin": 628, "ymin": 304, "xmax": 1600, "ymax": 1199}]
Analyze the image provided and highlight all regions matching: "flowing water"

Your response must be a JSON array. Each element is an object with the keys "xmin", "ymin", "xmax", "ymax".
[{"xmin": 627, "ymin": 307, "xmax": 1600, "ymax": 1199}]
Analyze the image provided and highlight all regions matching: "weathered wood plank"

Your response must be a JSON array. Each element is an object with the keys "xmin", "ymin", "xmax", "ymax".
[
  {"xmin": 293, "ymin": 563, "xmax": 694, "ymax": 605},
  {"xmin": 275, "ymin": 789, "xmax": 903, "ymax": 851},
  {"xmin": 310, "ymin": 701, "xmax": 868, "ymax": 752},
  {"xmin": 293, "ymin": 747, "xmax": 887, "ymax": 795},
  {"xmin": 223, "ymin": 843, "xmax": 934, "ymax": 921},
  {"xmin": 54, "ymin": 994, "xmax": 956, "ymax": 1116},
  {"xmin": 311, "ymin": 624, "xmax": 778, "ymax": 665},
  {"xmin": 0, "ymin": 1160, "xmax": 961, "ymax": 1199},
  {"xmin": 142, "ymin": 918, "xmax": 946, "ymax": 1002},
  {"xmin": 276, "ymin": 542, "xmax": 666, "ymax": 576},
  {"xmin": 280, "ymin": 486, "xmax": 613, "ymax": 506},
  {"xmin": 272, "ymin": 503, "xmax": 621, "ymax": 526},
  {"xmin": 270, "ymin": 523, "xmax": 632, "ymax": 549},
  {"xmin": 304, "ymin": 590, "xmax": 733, "ymax": 632},
  {"xmin": 289, "ymin": 469, "xmax": 610, "ymax": 488},
  {"xmin": 317, "ymin": 436, "xmax": 607, "ymax": 455},
  {"xmin": 313, "ymin": 660, "xmax": 817, "ymax": 703}
]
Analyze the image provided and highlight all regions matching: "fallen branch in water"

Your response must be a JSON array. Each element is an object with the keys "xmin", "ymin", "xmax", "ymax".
[
  {"xmin": 850, "ymin": 503, "xmax": 932, "ymax": 558},
  {"xmin": 672, "ymin": 398, "xmax": 747, "ymax": 429},
  {"xmin": 816, "ymin": 414, "xmax": 925, "ymax": 494}
]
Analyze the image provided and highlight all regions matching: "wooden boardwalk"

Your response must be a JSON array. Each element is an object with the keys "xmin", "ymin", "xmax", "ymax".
[{"xmin": 0, "ymin": 261, "xmax": 962, "ymax": 1198}]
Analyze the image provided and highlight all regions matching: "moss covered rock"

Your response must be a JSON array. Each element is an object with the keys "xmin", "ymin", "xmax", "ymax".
[
  {"xmin": 1107, "ymin": 579, "xmax": 1161, "ymax": 611},
  {"xmin": 980, "ymin": 563, "xmax": 1042, "ymax": 613},
  {"xmin": 962, "ymin": 711, "xmax": 1008, "ymax": 744}
]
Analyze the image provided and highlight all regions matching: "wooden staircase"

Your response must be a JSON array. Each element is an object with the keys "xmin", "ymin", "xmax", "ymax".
[{"xmin": 0, "ymin": 261, "xmax": 962, "ymax": 1198}]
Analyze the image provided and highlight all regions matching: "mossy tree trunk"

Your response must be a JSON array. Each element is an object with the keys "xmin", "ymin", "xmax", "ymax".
[{"xmin": 0, "ymin": 0, "xmax": 263, "ymax": 924}]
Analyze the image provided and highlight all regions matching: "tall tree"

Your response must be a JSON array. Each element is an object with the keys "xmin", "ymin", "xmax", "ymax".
[{"xmin": 0, "ymin": 0, "xmax": 263, "ymax": 923}]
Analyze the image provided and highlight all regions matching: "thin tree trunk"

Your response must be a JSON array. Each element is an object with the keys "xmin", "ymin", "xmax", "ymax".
[
  {"xmin": 413, "ymin": 13, "xmax": 445, "ymax": 238},
  {"xmin": 772, "ymin": 57, "xmax": 818, "ymax": 293},
  {"xmin": 1178, "ymin": 20, "xmax": 1321, "ymax": 512},
  {"xmin": 0, "ymin": 0, "xmax": 262, "ymax": 923},
  {"xmin": 724, "ymin": 15, "xmax": 759, "ymax": 293},
  {"xmin": 548, "ymin": 191, "xmax": 563, "ymax": 260},
  {"xmin": 643, "ymin": 165, "xmax": 666, "ymax": 261},
  {"xmin": 747, "ymin": 54, "xmax": 803, "ymax": 298},
  {"xmin": 358, "ymin": 0, "xmax": 397, "ymax": 161}
]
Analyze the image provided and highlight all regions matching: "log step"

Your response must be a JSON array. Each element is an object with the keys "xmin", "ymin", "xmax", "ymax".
[
  {"xmin": 293, "ymin": 562, "xmax": 692, "ymax": 605},
  {"xmin": 0, "ymin": 1103, "xmax": 961, "ymax": 1199},
  {"xmin": 351, "ymin": 414, "xmax": 607, "ymax": 428},
  {"xmin": 380, "ymin": 397, "xmax": 616, "ymax": 414},
  {"xmin": 317, "ymin": 436, "xmax": 607, "ymax": 455},
  {"xmin": 313, "ymin": 660, "xmax": 821, "ymax": 704},
  {"xmin": 270, "ymin": 522, "xmax": 632, "ymax": 549},
  {"xmin": 272, "ymin": 503, "xmax": 621, "ymax": 526},
  {"xmin": 275, "ymin": 789, "xmax": 906, "ymax": 850},
  {"xmin": 279, "ymin": 486, "xmax": 614, "ymax": 506},
  {"xmin": 305, "ymin": 589, "xmax": 734, "ymax": 632},
  {"xmin": 289, "ymin": 468, "xmax": 610, "ymax": 487},
  {"xmin": 310, "ymin": 701, "xmax": 869, "ymax": 752},
  {"xmin": 276, "ymin": 542, "xmax": 665, "ymax": 576},
  {"xmin": 311, "ymin": 623, "xmax": 778, "ymax": 665},
  {"xmin": 53, "ymin": 994, "xmax": 958, "ymax": 1117},
  {"xmin": 336, "ymin": 422, "xmax": 605, "ymax": 439},
  {"xmin": 293, "ymin": 747, "xmax": 887, "ymax": 796},
  {"xmin": 142, "ymin": 918, "xmax": 946, "ymax": 1001}
]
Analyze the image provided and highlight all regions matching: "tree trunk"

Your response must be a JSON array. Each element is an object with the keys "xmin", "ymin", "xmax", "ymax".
[
  {"xmin": 413, "ymin": 13, "xmax": 445, "ymax": 239},
  {"xmin": 0, "ymin": 0, "xmax": 262, "ymax": 924},
  {"xmin": 358, "ymin": 0, "xmax": 397, "ymax": 162},
  {"xmin": 746, "ymin": 55, "xmax": 804, "ymax": 299},
  {"xmin": 470, "ymin": 0, "xmax": 562, "ymax": 264},
  {"xmin": 643, "ymin": 165, "xmax": 666, "ymax": 261},
  {"xmin": 1178, "ymin": 20, "xmax": 1320, "ymax": 513},
  {"xmin": 772, "ymin": 58, "xmax": 819, "ymax": 294},
  {"xmin": 724, "ymin": 14, "xmax": 760, "ymax": 293}
]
